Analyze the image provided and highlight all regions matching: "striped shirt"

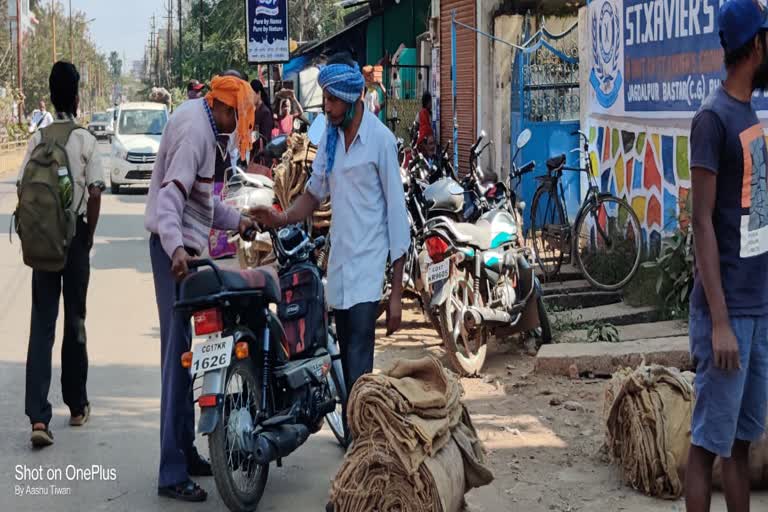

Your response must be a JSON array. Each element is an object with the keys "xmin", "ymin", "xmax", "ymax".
[{"xmin": 144, "ymin": 99, "xmax": 241, "ymax": 257}]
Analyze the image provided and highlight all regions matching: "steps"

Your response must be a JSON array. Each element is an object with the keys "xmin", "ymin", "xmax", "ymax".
[
  {"xmin": 535, "ymin": 336, "xmax": 692, "ymax": 376},
  {"xmin": 558, "ymin": 320, "xmax": 688, "ymax": 344},
  {"xmin": 551, "ymin": 302, "xmax": 659, "ymax": 328},
  {"xmin": 544, "ymin": 291, "xmax": 622, "ymax": 310}
]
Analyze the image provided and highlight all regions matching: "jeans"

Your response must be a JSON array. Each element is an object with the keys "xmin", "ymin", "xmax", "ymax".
[{"xmin": 25, "ymin": 218, "xmax": 90, "ymax": 425}]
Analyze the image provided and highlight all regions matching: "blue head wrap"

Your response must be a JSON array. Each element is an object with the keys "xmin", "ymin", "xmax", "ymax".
[{"xmin": 317, "ymin": 62, "xmax": 365, "ymax": 174}]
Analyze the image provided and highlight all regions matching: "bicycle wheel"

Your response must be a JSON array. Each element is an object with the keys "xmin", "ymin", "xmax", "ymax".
[
  {"xmin": 530, "ymin": 186, "xmax": 567, "ymax": 279},
  {"xmin": 574, "ymin": 195, "xmax": 642, "ymax": 291}
]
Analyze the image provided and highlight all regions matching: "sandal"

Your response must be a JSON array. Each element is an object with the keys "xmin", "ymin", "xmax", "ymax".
[
  {"xmin": 70, "ymin": 404, "xmax": 91, "ymax": 427},
  {"xmin": 158, "ymin": 480, "xmax": 208, "ymax": 502},
  {"xmin": 31, "ymin": 425, "xmax": 54, "ymax": 448}
]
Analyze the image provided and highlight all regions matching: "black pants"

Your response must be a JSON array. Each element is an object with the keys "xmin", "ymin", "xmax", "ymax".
[
  {"xmin": 25, "ymin": 219, "xmax": 90, "ymax": 426},
  {"xmin": 334, "ymin": 301, "xmax": 379, "ymax": 433}
]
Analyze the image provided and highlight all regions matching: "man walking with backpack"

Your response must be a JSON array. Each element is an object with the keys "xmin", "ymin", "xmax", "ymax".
[{"xmin": 15, "ymin": 62, "xmax": 105, "ymax": 448}]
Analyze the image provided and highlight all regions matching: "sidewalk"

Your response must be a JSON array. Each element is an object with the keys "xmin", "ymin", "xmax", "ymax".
[{"xmin": 0, "ymin": 147, "xmax": 25, "ymax": 179}]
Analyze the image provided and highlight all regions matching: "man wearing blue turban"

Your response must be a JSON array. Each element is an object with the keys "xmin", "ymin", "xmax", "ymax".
[{"xmin": 251, "ymin": 52, "xmax": 410, "ymax": 443}]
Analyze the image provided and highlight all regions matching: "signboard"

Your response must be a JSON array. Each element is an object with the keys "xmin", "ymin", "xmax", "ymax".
[
  {"xmin": 247, "ymin": 0, "xmax": 290, "ymax": 64},
  {"xmin": 586, "ymin": 0, "xmax": 768, "ymax": 117}
]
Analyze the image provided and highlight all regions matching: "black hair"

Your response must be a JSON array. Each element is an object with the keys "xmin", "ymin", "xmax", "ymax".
[
  {"xmin": 422, "ymin": 91, "xmax": 432, "ymax": 109},
  {"xmin": 250, "ymin": 79, "xmax": 271, "ymax": 111},
  {"xmin": 723, "ymin": 30, "xmax": 767, "ymax": 69},
  {"xmin": 49, "ymin": 61, "xmax": 79, "ymax": 115},
  {"xmin": 326, "ymin": 51, "xmax": 356, "ymax": 67}
]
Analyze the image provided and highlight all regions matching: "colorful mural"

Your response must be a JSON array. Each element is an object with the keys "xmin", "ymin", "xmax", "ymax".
[{"xmin": 585, "ymin": 121, "xmax": 691, "ymax": 256}]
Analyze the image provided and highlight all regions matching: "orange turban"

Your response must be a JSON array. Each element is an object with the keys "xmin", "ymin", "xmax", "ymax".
[{"xmin": 206, "ymin": 75, "xmax": 256, "ymax": 158}]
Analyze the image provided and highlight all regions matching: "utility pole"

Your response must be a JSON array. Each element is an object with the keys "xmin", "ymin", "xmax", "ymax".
[
  {"xmin": 166, "ymin": 0, "xmax": 173, "ymax": 88},
  {"xmin": 200, "ymin": 0, "xmax": 203, "ymax": 53},
  {"xmin": 69, "ymin": 0, "xmax": 73, "ymax": 61},
  {"xmin": 51, "ymin": 0, "xmax": 56, "ymax": 63},
  {"xmin": 149, "ymin": 15, "xmax": 156, "ymax": 85},
  {"xmin": 15, "ymin": 0, "xmax": 22, "ymax": 95},
  {"xmin": 178, "ymin": 0, "xmax": 182, "ymax": 86}
]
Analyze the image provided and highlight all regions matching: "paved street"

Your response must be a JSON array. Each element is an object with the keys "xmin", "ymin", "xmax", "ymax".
[{"xmin": 0, "ymin": 143, "xmax": 344, "ymax": 511}]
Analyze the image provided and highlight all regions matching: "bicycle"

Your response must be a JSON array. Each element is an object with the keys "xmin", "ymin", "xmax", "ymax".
[{"xmin": 529, "ymin": 130, "xmax": 642, "ymax": 291}]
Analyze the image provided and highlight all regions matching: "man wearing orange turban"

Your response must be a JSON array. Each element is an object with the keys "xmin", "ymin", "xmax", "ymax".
[
  {"xmin": 206, "ymin": 75, "xmax": 256, "ymax": 159},
  {"xmin": 145, "ymin": 74, "xmax": 257, "ymax": 502}
]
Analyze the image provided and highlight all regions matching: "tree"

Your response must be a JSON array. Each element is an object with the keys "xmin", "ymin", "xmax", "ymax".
[
  {"xmin": 0, "ymin": 0, "xmax": 12, "ymax": 85},
  {"xmin": 164, "ymin": 0, "xmax": 343, "ymax": 87},
  {"xmin": 20, "ymin": 2, "xmax": 111, "ymax": 113},
  {"xmin": 109, "ymin": 51, "xmax": 123, "ymax": 78},
  {"xmin": 289, "ymin": 0, "xmax": 344, "ymax": 44}
]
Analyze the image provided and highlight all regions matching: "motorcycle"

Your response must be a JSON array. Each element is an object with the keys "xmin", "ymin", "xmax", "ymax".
[
  {"xmin": 175, "ymin": 224, "xmax": 348, "ymax": 512},
  {"xmin": 418, "ymin": 132, "xmax": 551, "ymax": 376}
]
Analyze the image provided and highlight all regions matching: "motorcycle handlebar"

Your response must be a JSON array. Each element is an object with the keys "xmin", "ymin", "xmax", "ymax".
[{"xmin": 517, "ymin": 160, "xmax": 536, "ymax": 175}]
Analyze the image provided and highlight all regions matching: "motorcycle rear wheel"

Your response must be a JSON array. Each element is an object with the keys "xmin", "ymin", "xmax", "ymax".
[
  {"xmin": 438, "ymin": 268, "xmax": 488, "ymax": 376},
  {"xmin": 209, "ymin": 358, "xmax": 269, "ymax": 512}
]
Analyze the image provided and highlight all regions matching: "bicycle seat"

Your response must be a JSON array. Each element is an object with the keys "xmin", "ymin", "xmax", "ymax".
[
  {"xmin": 546, "ymin": 154, "xmax": 566, "ymax": 170},
  {"xmin": 180, "ymin": 266, "xmax": 281, "ymax": 304},
  {"xmin": 453, "ymin": 219, "xmax": 494, "ymax": 250}
]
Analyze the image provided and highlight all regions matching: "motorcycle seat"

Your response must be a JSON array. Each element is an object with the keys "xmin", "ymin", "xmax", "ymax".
[
  {"xmin": 546, "ymin": 154, "xmax": 566, "ymax": 171},
  {"xmin": 453, "ymin": 219, "xmax": 494, "ymax": 250},
  {"xmin": 180, "ymin": 266, "xmax": 281, "ymax": 304}
]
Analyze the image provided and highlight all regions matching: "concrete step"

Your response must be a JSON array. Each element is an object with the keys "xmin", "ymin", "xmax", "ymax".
[
  {"xmin": 559, "ymin": 320, "xmax": 688, "ymax": 344},
  {"xmin": 551, "ymin": 302, "xmax": 658, "ymax": 328},
  {"xmin": 541, "ymin": 279, "xmax": 592, "ymax": 296},
  {"xmin": 544, "ymin": 291, "xmax": 622, "ymax": 310},
  {"xmin": 536, "ymin": 263, "xmax": 583, "ymax": 283},
  {"xmin": 535, "ymin": 336, "xmax": 692, "ymax": 377}
]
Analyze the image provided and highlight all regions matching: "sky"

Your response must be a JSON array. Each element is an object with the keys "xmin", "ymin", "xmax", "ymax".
[{"xmin": 69, "ymin": 0, "xmax": 169, "ymax": 68}]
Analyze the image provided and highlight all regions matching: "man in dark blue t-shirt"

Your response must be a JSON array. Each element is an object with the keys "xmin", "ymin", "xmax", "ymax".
[{"xmin": 687, "ymin": 1, "xmax": 768, "ymax": 510}]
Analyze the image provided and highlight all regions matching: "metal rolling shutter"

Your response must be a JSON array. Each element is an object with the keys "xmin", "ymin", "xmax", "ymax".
[{"xmin": 440, "ymin": 0, "xmax": 476, "ymax": 175}]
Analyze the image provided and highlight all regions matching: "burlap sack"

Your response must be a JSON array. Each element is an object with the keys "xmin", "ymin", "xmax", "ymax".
[
  {"xmin": 329, "ymin": 357, "xmax": 493, "ymax": 512},
  {"xmin": 604, "ymin": 365, "xmax": 694, "ymax": 499},
  {"xmin": 605, "ymin": 365, "xmax": 768, "ymax": 497}
]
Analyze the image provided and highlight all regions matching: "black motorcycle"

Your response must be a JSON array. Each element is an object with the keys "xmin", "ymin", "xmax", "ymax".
[{"xmin": 175, "ymin": 225, "xmax": 347, "ymax": 512}]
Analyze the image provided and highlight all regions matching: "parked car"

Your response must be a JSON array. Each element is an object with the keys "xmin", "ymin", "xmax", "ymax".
[
  {"xmin": 109, "ymin": 102, "xmax": 168, "ymax": 194},
  {"xmin": 87, "ymin": 112, "xmax": 111, "ymax": 141}
]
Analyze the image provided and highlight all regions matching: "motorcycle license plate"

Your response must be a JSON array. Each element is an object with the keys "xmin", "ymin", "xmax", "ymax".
[
  {"xmin": 191, "ymin": 335, "xmax": 234, "ymax": 375},
  {"xmin": 426, "ymin": 260, "xmax": 450, "ymax": 285}
]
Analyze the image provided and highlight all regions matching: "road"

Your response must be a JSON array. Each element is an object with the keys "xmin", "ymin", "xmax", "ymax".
[{"xmin": 0, "ymin": 143, "xmax": 346, "ymax": 512}]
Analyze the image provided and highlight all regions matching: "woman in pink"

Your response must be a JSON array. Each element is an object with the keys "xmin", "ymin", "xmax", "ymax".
[{"xmin": 272, "ymin": 91, "xmax": 304, "ymax": 137}]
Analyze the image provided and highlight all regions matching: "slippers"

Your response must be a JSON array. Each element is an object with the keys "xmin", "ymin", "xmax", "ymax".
[
  {"xmin": 31, "ymin": 426, "xmax": 54, "ymax": 448},
  {"xmin": 158, "ymin": 480, "xmax": 208, "ymax": 502},
  {"xmin": 70, "ymin": 404, "xmax": 91, "ymax": 427}
]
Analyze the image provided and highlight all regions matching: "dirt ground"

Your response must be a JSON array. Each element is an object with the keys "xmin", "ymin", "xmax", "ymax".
[{"xmin": 375, "ymin": 302, "xmax": 768, "ymax": 512}]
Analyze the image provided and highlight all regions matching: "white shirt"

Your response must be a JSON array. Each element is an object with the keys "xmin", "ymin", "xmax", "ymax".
[
  {"xmin": 18, "ymin": 117, "xmax": 106, "ymax": 216},
  {"xmin": 29, "ymin": 110, "xmax": 54, "ymax": 132},
  {"xmin": 307, "ymin": 110, "xmax": 410, "ymax": 310}
]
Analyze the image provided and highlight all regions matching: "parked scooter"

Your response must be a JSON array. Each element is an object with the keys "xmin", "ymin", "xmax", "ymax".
[
  {"xmin": 418, "ymin": 131, "xmax": 551, "ymax": 376},
  {"xmin": 175, "ymin": 224, "xmax": 347, "ymax": 512},
  {"xmin": 223, "ymin": 167, "xmax": 276, "ymax": 268}
]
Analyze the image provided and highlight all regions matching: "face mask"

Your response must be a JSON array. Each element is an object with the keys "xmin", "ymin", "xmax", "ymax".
[{"xmin": 224, "ymin": 112, "xmax": 249, "ymax": 164}]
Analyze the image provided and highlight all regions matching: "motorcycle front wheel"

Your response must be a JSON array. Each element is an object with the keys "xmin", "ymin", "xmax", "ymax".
[
  {"xmin": 438, "ymin": 268, "xmax": 488, "ymax": 376},
  {"xmin": 209, "ymin": 358, "xmax": 269, "ymax": 512},
  {"xmin": 325, "ymin": 332, "xmax": 349, "ymax": 448}
]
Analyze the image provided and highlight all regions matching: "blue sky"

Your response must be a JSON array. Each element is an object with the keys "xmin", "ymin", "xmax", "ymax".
[{"xmin": 69, "ymin": 0, "xmax": 168, "ymax": 67}]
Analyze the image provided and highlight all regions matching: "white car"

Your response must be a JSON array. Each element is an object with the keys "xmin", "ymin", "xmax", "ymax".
[{"xmin": 110, "ymin": 102, "xmax": 168, "ymax": 194}]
